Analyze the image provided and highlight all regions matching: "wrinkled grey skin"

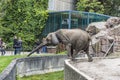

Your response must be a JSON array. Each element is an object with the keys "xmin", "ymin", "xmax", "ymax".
[{"xmin": 27, "ymin": 29, "xmax": 93, "ymax": 62}]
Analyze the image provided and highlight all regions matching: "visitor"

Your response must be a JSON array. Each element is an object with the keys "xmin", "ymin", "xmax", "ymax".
[
  {"xmin": 18, "ymin": 37, "xmax": 22, "ymax": 54},
  {"xmin": 13, "ymin": 36, "xmax": 19, "ymax": 55},
  {"xmin": 1, "ymin": 42, "xmax": 6, "ymax": 55},
  {"xmin": 0, "ymin": 38, "xmax": 6, "ymax": 55},
  {"xmin": 41, "ymin": 45, "xmax": 47, "ymax": 53}
]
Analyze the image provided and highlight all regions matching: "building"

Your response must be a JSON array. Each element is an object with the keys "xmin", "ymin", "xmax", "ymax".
[{"xmin": 48, "ymin": 0, "xmax": 77, "ymax": 11}]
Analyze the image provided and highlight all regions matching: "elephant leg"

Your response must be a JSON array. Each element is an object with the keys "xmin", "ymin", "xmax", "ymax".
[
  {"xmin": 86, "ymin": 52, "xmax": 93, "ymax": 62},
  {"xmin": 72, "ymin": 50, "xmax": 78, "ymax": 59},
  {"xmin": 85, "ymin": 47, "xmax": 93, "ymax": 62},
  {"xmin": 70, "ymin": 46, "xmax": 74, "ymax": 60},
  {"xmin": 66, "ymin": 43, "xmax": 72, "ymax": 59}
]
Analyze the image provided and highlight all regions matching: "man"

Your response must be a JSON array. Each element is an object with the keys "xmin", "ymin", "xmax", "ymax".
[
  {"xmin": 0, "ymin": 38, "xmax": 6, "ymax": 55},
  {"xmin": 18, "ymin": 37, "xmax": 22, "ymax": 54},
  {"xmin": 13, "ymin": 36, "xmax": 19, "ymax": 55}
]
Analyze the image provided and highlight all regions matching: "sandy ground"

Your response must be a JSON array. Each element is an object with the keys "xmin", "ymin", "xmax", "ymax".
[{"xmin": 71, "ymin": 58, "xmax": 120, "ymax": 80}]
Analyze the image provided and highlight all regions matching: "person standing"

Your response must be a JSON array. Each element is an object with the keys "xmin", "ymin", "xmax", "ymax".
[
  {"xmin": 0, "ymin": 38, "xmax": 6, "ymax": 55},
  {"xmin": 18, "ymin": 37, "xmax": 22, "ymax": 54},
  {"xmin": 41, "ymin": 45, "xmax": 47, "ymax": 53},
  {"xmin": 1, "ymin": 42, "xmax": 6, "ymax": 55},
  {"xmin": 13, "ymin": 36, "xmax": 19, "ymax": 55}
]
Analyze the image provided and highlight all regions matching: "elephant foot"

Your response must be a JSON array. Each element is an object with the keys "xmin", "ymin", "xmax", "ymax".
[
  {"xmin": 67, "ymin": 57, "xmax": 77, "ymax": 61},
  {"xmin": 88, "ymin": 58, "xmax": 93, "ymax": 62}
]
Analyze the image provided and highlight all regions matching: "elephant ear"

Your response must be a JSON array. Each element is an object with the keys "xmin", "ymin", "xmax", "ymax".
[{"xmin": 51, "ymin": 33, "xmax": 59, "ymax": 45}]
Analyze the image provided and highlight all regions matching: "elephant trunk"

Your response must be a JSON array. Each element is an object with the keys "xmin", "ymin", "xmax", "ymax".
[{"xmin": 27, "ymin": 43, "xmax": 46, "ymax": 57}]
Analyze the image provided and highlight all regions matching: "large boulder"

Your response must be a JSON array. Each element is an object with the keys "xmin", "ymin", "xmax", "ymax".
[
  {"xmin": 105, "ymin": 17, "xmax": 120, "ymax": 28},
  {"xmin": 86, "ymin": 22, "xmax": 107, "ymax": 36},
  {"xmin": 86, "ymin": 17, "xmax": 120, "ymax": 56}
]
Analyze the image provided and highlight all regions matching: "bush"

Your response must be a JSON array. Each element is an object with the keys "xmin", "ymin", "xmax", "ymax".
[{"xmin": 0, "ymin": 0, "xmax": 48, "ymax": 51}]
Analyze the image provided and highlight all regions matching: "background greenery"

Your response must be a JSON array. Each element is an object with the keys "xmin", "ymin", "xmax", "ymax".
[
  {"xmin": 76, "ymin": 0, "xmax": 105, "ymax": 14},
  {"xmin": 0, "ymin": 0, "xmax": 48, "ymax": 51},
  {"xmin": 0, "ymin": 0, "xmax": 120, "ymax": 51},
  {"xmin": 76, "ymin": 0, "xmax": 120, "ymax": 16}
]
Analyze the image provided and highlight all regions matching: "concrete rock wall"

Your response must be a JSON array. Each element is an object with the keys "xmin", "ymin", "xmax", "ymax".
[
  {"xmin": 0, "ymin": 60, "xmax": 17, "ymax": 80},
  {"xmin": 0, "ymin": 55, "xmax": 67, "ymax": 80},
  {"xmin": 64, "ymin": 59, "xmax": 94, "ymax": 80},
  {"xmin": 17, "ymin": 55, "xmax": 67, "ymax": 76}
]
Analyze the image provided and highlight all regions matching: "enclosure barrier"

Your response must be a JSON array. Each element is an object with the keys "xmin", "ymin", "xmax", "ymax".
[
  {"xmin": 43, "ymin": 10, "xmax": 110, "ymax": 36},
  {"xmin": 0, "ymin": 59, "xmax": 17, "ymax": 80},
  {"xmin": 1, "ymin": 55, "xmax": 116, "ymax": 80},
  {"xmin": 64, "ymin": 59, "xmax": 94, "ymax": 80},
  {"xmin": 0, "ymin": 55, "xmax": 67, "ymax": 80}
]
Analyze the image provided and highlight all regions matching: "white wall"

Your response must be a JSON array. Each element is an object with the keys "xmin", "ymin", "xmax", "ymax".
[{"xmin": 48, "ymin": 0, "xmax": 75, "ymax": 11}]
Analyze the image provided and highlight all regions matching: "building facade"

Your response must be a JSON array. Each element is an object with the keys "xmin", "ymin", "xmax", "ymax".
[{"xmin": 48, "ymin": 0, "xmax": 77, "ymax": 11}]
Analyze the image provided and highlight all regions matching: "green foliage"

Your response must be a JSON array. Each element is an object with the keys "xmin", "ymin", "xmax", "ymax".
[
  {"xmin": 76, "ymin": 0, "xmax": 105, "ymax": 14},
  {"xmin": 76, "ymin": 0, "xmax": 120, "ymax": 16},
  {"xmin": 100, "ymin": 0, "xmax": 120, "ymax": 16},
  {"xmin": 0, "ymin": 0, "xmax": 48, "ymax": 51}
]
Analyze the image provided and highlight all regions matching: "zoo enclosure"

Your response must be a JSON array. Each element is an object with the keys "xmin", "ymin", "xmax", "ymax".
[
  {"xmin": 41, "ymin": 11, "xmax": 111, "ymax": 55},
  {"xmin": 42, "ymin": 10, "xmax": 110, "ymax": 36}
]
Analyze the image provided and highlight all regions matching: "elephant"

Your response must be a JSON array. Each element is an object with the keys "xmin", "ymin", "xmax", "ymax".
[{"xmin": 27, "ymin": 29, "xmax": 93, "ymax": 62}]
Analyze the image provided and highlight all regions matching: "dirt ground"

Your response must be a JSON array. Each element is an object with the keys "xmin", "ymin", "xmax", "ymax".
[{"xmin": 71, "ymin": 55, "xmax": 120, "ymax": 80}]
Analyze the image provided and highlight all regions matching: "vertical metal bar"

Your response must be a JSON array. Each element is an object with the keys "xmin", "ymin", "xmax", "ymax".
[
  {"xmin": 87, "ymin": 13, "xmax": 90, "ymax": 25},
  {"xmin": 54, "ymin": 14, "xmax": 55, "ymax": 31},
  {"xmin": 82, "ymin": 13, "xmax": 83, "ymax": 28},
  {"xmin": 48, "ymin": 15, "xmax": 50, "ymax": 34},
  {"xmin": 60, "ymin": 13, "xmax": 62, "ymax": 29},
  {"xmin": 77, "ymin": 12, "xmax": 79, "ymax": 28},
  {"xmin": 49, "ymin": 14, "xmax": 52, "ymax": 33},
  {"xmin": 68, "ymin": 11, "xmax": 71, "ymax": 29}
]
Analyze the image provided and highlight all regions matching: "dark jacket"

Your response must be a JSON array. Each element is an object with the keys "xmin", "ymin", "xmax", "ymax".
[{"xmin": 13, "ymin": 39, "xmax": 20, "ymax": 48}]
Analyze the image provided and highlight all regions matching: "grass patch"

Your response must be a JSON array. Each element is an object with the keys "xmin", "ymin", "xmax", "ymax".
[
  {"xmin": 0, "ymin": 55, "xmax": 27, "ymax": 73},
  {"xmin": 17, "ymin": 71, "xmax": 64, "ymax": 80}
]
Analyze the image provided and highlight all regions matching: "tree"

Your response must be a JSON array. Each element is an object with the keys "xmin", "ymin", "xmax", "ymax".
[
  {"xmin": 98, "ymin": 0, "xmax": 120, "ymax": 16},
  {"xmin": 76, "ymin": 0, "xmax": 105, "ymax": 14},
  {"xmin": 0, "ymin": 0, "xmax": 48, "ymax": 50}
]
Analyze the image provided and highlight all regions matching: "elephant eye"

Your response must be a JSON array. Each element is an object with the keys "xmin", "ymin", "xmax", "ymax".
[
  {"xmin": 87, "ymin": 31, "xmax": 92, "ymax": 33},
  {"xmin": 46, "ymin": 38, "xmax": 49, "ymax": 41},
  {"xmin": 47, "ymin": 38, "xmax": 51, "ymax": 42}
]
